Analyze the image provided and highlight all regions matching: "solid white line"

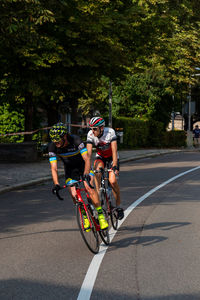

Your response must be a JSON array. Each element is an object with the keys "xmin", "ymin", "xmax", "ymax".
[{"xmin": 77, "ymin": 165, "xmax": 200, "ymax": 300}]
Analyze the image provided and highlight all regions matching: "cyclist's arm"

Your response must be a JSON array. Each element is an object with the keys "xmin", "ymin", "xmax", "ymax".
[
  {"xmin": 50, "ymin": 161, "xmax": 59, "ymax": 185},
  {"xmin": 48, "ymin": 143, "xmax": 60, "ymax": 185},
  {"xmin": 111, "ymin": 140, "xmax": 118, "ymax": 168},
  {"xmin": 81, "ymin": 150, "xmax": 91, "ymax": 175},
  {"xmin": 86, "ymin": 142, "xmax": 93, "ymax": 161}
]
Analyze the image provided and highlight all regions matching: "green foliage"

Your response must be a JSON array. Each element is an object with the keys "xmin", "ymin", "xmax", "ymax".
[
  {"xmin": 147, "ymin": 119, "xmax": 165, "ymax": 147},
  {"xmin": 162, "ymin": 130, "xmax": 186, "ymax": 147},
  {"xmin": 113, "ymin": 117, "xmax": 148, "ymax": 148},
  {"xmin": 78, "ymin": 76, "xmax": 110, "ymax": 116},
  {"xmin": 0, "ymin": 103, "xmax": 24, "ymax": 143},
  {"xmin": 113, "ymin": 117, "xmax": 186, "ymax": 148},
  {"xmin": 112, "ymin": 67, "xmax": 175, "ymax": 128}
]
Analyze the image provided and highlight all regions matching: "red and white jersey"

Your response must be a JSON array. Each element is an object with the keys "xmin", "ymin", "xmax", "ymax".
[{"xmin": 87, "ymin": 127, "xmax": 118, "ymax": 158}]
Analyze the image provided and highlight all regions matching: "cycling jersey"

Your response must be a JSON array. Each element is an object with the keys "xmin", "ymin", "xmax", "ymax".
[
  {"xmin": 87, "ymin": 127, "xmax": 117, "ymax": 158},
  {"xmin": 48, "ymin": 134, "xmax": 87, "ymax": 181}
]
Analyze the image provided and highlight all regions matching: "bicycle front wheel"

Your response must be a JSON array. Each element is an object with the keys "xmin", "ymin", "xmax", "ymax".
[{"xmin": 76, "ymin": 204, "xmax": 99, "ymax": 254}]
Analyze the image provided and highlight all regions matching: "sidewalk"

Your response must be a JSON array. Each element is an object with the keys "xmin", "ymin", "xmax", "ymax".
[{"xmin": 0, "ymin": 149, "xmax": 184, "ymax": 194}]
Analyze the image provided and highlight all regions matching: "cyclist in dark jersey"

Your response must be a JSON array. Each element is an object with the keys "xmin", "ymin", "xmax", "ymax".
[
  {"xmin": 87, "ymin": 117, "xmax": 124, "ymax": 220},
  {"xmin": 48, "ymin": 122, "xmax": 108, "ymax": 230}
]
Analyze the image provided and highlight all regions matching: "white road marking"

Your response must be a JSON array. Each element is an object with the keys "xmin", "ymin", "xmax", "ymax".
[{"xmin": 77, "ymin": 165, "xmax": 200, "ymax": 300}]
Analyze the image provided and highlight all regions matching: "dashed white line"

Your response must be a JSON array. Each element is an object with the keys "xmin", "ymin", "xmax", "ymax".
[{"xmin": 77, "ymin": 165, "xmax": 200, "ymax": 300}]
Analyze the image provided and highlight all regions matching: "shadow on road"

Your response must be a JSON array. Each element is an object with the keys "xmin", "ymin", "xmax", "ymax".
[
  {"xmin": 0, "ymin": 278, "xmax": 199, "ymax": 300},
  {"xmin": 0, "ymin": 227, "xmax": 79, "ymax": 241},
  {"xmin": 110, "ymin": 235, "xmax": 167, "ymax": 248},
  {"xmin": 120, "ymin": 221, "xmax": 191, "ymax": 233},
  {"xmin": 109, "ymin": 221, "xmax": 190, "ymax": 249},
  {"xmin": 0, "ymin": 183, "xmax": 75, "ymax": 234}
]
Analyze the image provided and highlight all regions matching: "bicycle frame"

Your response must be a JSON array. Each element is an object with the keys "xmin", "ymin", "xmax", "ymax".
[
  {"xmin": 95, "ymin": 164, "xmax": 118, "ymax": 230},
  {"xmin": 96, "ymin": 166, "xmax": 112, "ymax": 211}
]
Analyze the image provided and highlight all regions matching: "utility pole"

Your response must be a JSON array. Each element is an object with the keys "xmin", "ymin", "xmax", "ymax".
[
  {"xmin": 186, "ymin": 82, "xmax": 193, "ymax": 148},
  {"xmin": 172, "ymin": 95, "xmax": 175, "ymax": 130},
  {"xmin": 188, "ymin": 83, "xmax": 191, "ymax": 132},
  {"xmin": 109, "ymin": 81, "xmax": 112, "ymax": 127}
]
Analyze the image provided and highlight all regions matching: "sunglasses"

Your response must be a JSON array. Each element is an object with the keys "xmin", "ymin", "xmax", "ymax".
[{"xmin": 92, "ymin": 128, "xmax": 98, "ymax": 131}]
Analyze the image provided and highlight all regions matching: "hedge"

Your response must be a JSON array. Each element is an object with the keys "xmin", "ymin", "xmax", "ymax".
[{"xmin": 113, "ymin": 117, "xmax": 186, "ymax": 148}]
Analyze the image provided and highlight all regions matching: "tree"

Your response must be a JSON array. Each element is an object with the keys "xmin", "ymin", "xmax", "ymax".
[
  {"xmin": 0, "ymin": 0, "xmax": 62, "ymax": 139},
  {"xmin": 1, "ymin": 0, "xmax": 200, "ymax": 136}
]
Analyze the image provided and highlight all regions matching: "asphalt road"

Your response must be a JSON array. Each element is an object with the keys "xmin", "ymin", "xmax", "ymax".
[{"xmin": 1, "ymin": 151, "xmax": 200, "ymax": 299}]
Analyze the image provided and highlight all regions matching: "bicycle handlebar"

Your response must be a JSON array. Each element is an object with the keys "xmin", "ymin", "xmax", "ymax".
[
  {"xmin": 94, "ymin": 167, "xmax": 113, "ymax": 174},
  {"xmin": 94, "ymin": 167, "xmax": 119, "ymax": 181},
  {"xmin": 55, "ymin": 177, "xmax": 94, "ymax": 201},
  {"xmin": 55, "ymin": 185, "xmax": 66, "ymax": 201}
]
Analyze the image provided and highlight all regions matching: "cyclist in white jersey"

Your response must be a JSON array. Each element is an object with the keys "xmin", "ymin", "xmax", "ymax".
[{"xmin": 86, "ymin": 117, "xmax": 124, "ymax": 220}]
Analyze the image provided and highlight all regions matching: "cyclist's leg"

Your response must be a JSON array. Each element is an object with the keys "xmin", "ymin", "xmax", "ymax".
[
  {"xmin": 109, "ymin": 171, "xmax": 121, "ymax": 206},
  {"xmin": 67, "ymin": 185, "xmax": 77, "ymax": 204},
  {"xmin": 84, "ymin": 180, "xmax": 108, "ymax": 230},
  {"xmin": 84, "ymin": 170, "xmax": 100, "ymax": 207},
  {"xmin": 106, "ymin": 158, "xmax": 120, "ymax": 205},
  {"xmin": 82, "ymin": 161, "xmax": 108, "ymax": 230},
  {"xmin": 94, "ymin": 157, "xmax": 105, "ymax": 194}
]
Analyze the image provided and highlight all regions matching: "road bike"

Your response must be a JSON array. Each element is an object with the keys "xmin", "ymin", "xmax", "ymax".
[
  {"xmin": 95, "ymin": 164, "xmax": 118, "ymax": 230},
  {"xmin": 55, "ymin": 178, "xmax": 110, "ymax": 254}
]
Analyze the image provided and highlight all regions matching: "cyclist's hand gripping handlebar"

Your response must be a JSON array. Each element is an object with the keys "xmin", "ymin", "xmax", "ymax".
[
  {"xmin": 52, "ymin": 184, "xmax": 65, "ymax": 201},
  {"xmin": 83, "ymin": 174, "xmax": 94, "ymax": 189}
]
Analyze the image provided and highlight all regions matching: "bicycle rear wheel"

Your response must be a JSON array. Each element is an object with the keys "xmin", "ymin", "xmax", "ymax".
[
  {"xmin": 110, "ymin": 192, "xmax": 118, "ymax": 230},
  {"xmin": 99, "ymin": 208, "xmax": 110, "ymax": 245},
  {"xmin": 101, "ymin": 188, "xmax": 118, "ymax": 231},
  {"xmin": 76, "ymin": 204, "xmax": 99, "ymax": 254}
]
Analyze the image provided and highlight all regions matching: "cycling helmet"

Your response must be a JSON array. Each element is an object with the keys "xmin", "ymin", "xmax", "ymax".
[
  {"xmin": 49, "ymin": 122, "xmax": 67, "ymax": 142},
  {"xmin": 89, "ymin": 117, "xmax": 105, "ymax": 128}
]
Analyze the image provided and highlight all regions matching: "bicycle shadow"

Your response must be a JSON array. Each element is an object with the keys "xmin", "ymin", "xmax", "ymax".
[
  {"xmin": 109, "ymin": 235, "xmax": 167, "ymax": 249},
  {"xmin": 119, "ymin": 221, "xmax": 191, "ymax": 233},
  {"xmin": 108, "ymin": 221, "xmax": 190, "ymax": 249}
]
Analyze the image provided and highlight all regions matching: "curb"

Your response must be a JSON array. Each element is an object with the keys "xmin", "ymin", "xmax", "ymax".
[
  {"xmin": 0, "ymin": 173, "xmax": 64, "ymax": 195},
  {"xmin": 0, "ymin": 149, "xmax": 188, "ymax": 195},
  {"xmin": 119, "ymin": 149, "xmax": 182, "ymax": 163}
]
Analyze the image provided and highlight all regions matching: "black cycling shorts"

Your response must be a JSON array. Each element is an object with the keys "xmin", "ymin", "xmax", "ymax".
[
  {"xmin": 64, "ymin": 160, "xmax": 85, "ymax": 181},
  {"xmin": 94, "ymin": 155, "xmax": 120, "ymax": 170}
]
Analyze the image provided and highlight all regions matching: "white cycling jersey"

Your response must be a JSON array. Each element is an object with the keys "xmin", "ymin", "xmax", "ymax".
[{"xmin": 87, "ymin": 127, "xmax": 118, "ymax": 158}]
